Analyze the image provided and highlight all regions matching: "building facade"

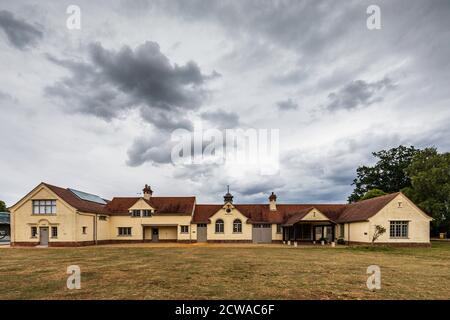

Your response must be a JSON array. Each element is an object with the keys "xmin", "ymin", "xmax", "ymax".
[{"xmin": 9, "ymin": 182, "xmax": 432, "ymax": 247}]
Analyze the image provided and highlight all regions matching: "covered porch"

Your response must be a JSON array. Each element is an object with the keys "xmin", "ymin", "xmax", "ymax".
[
  {"xmin": 282, "ymin": 207, "xmax": 336, "ymax": 243},
  {"xmin": 282, "ymin": 222, "xmax": 336, "ymax": 243},
  {"xmin": 142, "ymin": 224, "xmax": 178, "ymax": 242}
]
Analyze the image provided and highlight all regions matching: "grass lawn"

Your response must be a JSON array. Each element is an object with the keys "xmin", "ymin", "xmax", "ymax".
[{"xmin": 1, "ymin": 242, "xmax": 450, "ymax": 300}]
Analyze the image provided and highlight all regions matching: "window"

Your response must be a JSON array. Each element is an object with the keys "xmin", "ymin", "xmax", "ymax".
[
  {"xmin": 215, "ymin": 219, "xmax": 224, "ymax": 233},
  {"xmin": 340, "ymin": 224, "xmax": 345, "ymax": 238},
  {"xmin": 142, "ymin": 210, "xmax": 152, "ymax": 217},
  {"xmin": 51, "ymin": 226, "xmax": 58, "ymax": 238},
  {"xmin": 233, "ymin": 219, "xmax": 242, "ymax": 233},
  {"xmin": 390, "ymin": 221, "xmax": 409, "ymax": 238},
  {"xmin": 31, "ymin": 226, "xmax": 37, "ymax": 238},
  {"xmin": 118, "ymin": 227, "xmax": 132, "ymax": 236},
  {"xmin": 276, "ymin": 224, "xmax": 282, "ymax": 234},
  {"xmin": 131, "ymin": 210, "xmax": 141, "ymax": 217},
  {"xmin": 82, "ymin": 226, "xmax": 87, "ymax": 234},
  {"xmin": 32, "ymin": 200, "xmax": 56, "ymax": 214},
  {"xmin": 180, "ymin": 225, "xmax": 189, "ymax": 233},
  {"xmin": 398, "ymin": 201, "xmax": 403, "ymax": 208},
  {"xmin": 99, "ymin": 215, "xmax": 107, "ymax": 221}
]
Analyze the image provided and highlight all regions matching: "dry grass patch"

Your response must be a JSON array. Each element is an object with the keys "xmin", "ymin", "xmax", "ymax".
[{"xmin": 1, "ymin": 242, "xmax": 449, "ymax": 299}]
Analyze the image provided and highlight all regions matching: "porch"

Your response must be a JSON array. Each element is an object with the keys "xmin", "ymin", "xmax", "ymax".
[
  {"xmin": 282, "ymin": 222, "xmax": 336, "ymax": 243},
  {"xmin": 142, "ymin": 224, "xmax": 178, "ymax": 242}
]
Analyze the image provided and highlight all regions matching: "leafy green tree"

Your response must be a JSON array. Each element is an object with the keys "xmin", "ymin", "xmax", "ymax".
[
  {"xmin": 348, "ymin": 145, "xmax": 420, "ymax": 203},
  {"xmin": 0, "ymin": 200, "xmax": 7, "ymax": 212},
  {"xmin": 359, "ymin": 189, "xmax": 387, "ymax": 201},
  {"xmin": 402, "ymin": 148, "xmax": 450, "ymax": 235}
]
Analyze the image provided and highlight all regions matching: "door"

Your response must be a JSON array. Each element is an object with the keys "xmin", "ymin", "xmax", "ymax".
[
  {"xmin": 197, "ymin": 224, "xmax": 207, "ymax": 242},
  {"xmin": 252, "ymin": 224, "xmax": 272, "ymax": 243},
  {"xmin": 152, "ymin": 228, "xmax": 159, "ymax": 242},
  {"xmin": 39, "ymin": 227, "xmax": 49, "ymax": 246}
]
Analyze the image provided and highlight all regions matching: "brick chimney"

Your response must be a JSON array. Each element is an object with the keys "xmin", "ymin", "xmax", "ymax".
[
  {"xmin": 269, "ymin": 192, "xmax": 277, "ymax": 211},
  {"xmin": 142, "ymin": 184, "xmax": 153, "ymax": 200}
]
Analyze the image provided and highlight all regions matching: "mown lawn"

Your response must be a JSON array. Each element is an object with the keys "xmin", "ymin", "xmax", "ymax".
[{"xmin": 1, "ymin": 242, "xmax": 450, "ymax": 300}]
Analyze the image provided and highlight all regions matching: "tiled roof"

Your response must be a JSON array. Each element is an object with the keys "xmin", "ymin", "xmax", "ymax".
[
  {"xmin": 336, "ymin": 192, "xmax": 400, "ymax": 223},
  {"xmin": 192, "ymin": 194, "xmax": 403, "ymax": 225},
  {"xmin": 105, "ymin": 197, "xmax": 195, "ymax": 215},
  {"xmin": 43, "ymin": 183, "xmax": 108, "ymax": 214}
]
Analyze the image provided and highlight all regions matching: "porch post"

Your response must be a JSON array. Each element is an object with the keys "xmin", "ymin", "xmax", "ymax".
[
  {"xmin": 332, "ymin": 223, "xmax": 336, "ymax": 242},
  {"xmin": 293, "ymin": 225, "xmax": 297, "ymax": 241}
]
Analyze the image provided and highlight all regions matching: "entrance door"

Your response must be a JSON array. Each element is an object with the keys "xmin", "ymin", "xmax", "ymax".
[
  {"xmin": 197, "ymin": 224, "xmax": 207, "ymax": 242},
  {"xmin": 152, "ymin": 228, "xmax": 159, "ymax": 242},
  {"xmin": 252, "ymin": 224, "xmax": 272, "ymax": 243},
  {"xmin": 39, "ymin": 227, "xmax": 49, "ymax": 246}
]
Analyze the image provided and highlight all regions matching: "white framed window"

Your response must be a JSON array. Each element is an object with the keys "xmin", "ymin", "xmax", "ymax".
[
  {"xmin": 31, "ymin": 226, "xmax": 37, "ymax": 238},
  {"xmin": 32, "ymin": 200, "xmax": 56, "ymax": 214},
  {"xmin": 233, "ymin": 219, "xmax": 242, "ymax": 233},
  {"xmin": 51, "ymin": 226, "xmax": 58, "ymax": 238},
  {"xmin": 390, "ymin": 221, "xmax": 409, "ymax": 238},
  {"xmin": 142, "ymin": 210, "xmax": 152, "ymax": 217},
  {"xmin": 180, "ymin": 225, "xmax": 189, "ymax": 233},
  {"xmin": 215, "ymin": 219, "xmax": 224, "ymax": 233},
  {"xmin": 340, "ymin": 224, "xmax": 345, "ymax": 238},
  {"xmin": 131, "ymin": 210, "xmax": 141, "ymax": 217},
  {"xmin": 118, "ymin": 227, "xmax": 132, "ymax": 236},
  {"xmin": 99, "ymin": 215, "xmax": 107, "ymax": 221}
]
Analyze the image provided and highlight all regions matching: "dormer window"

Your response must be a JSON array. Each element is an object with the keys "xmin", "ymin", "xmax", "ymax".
[
  {"xmin": 142, "ymin": 209, "xmax": 152, "ymax": 217},
  {"xmin": 131, "ymin": 210, "xmax": 141, "ymax": 217}
]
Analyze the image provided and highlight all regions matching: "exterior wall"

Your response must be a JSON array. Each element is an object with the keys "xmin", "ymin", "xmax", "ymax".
[
  {"xmin": 11, "ymin": 186, "xmax": 77, "ymax": 244},
  {"xmin": 76, "ymin": 213, "xmax": 95, "ymax": 242},
  {"xmin": 343, "ymin": 221, "xmax": 370, "ymax": 243},
  {"xmin": 368, "ymin": 194, "xmax": 431, "ymax": 243},
  {"xmin": 207, "ymin": 205, "xmax": 252, "ymax": 241},
  {"xmin": 109, "ymin": 214, "xmax": 194, "ymax": 241},
  {"xmin": 272, "ymin": 224, "xmax": 283, "ymax": 241},
  {"xmin": 96, "ymin": 215, "xmax": 111, "ymax": 241}
]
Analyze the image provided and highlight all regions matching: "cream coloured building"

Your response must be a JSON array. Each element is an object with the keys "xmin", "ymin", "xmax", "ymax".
[{"xmin": 9, "ymin": 182, "xmax": 432, "ymax": 246}]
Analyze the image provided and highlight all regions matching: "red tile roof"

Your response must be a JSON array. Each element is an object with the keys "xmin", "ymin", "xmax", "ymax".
[
  {"xmin": 105, "ymin": 197, "xmax": 195, "ymax": 215},
  {"xmin": 336, "ymin": 192, "xmax": 400, "ymax": 223},
  {"xmin": 38, "ymin": 182, "xmax": 404, "ymax": 224},
  {"xmin": 192, "ymin": 194, "xmax": 403, "ymax": 225},
  {"xmin": 43, "ymin": 183, "xmax": 108, "ymax": 214}
]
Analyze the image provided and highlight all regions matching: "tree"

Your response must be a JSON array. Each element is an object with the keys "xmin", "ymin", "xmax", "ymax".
[
  {"xmin": 0, "ymin": 200, "xmax": 7, "ymax": 212},
  {"xmin": 402, "ymin": 148, "xmax": 450, "ymax": 235},
  {"xmin": 348, "ymin": 145, "xmax": 420, "ymax": 203},
  {"xmin": 372, "ymin": 225, "xmax": 386, "ymax": 244},
  {"xmin": 359, "ymin": 189, "xmax": 387, "ymax": 201}
]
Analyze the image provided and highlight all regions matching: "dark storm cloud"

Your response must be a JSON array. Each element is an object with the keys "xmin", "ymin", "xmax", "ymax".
[
  {"xmin": 276, "ymin": 98, "xmax": 298, "ymax": 111},
  {"xmin": 201, "ymin": 109, "xmax": 240, "ymax": 128},
  {"xmin": 326, "ymin": 77, "xmax": 396, "ymax": 111},
  {"xmin": 0, "ymin": 10, "xmax": 43, "ymax": 50},
  {"xmin": 46, "ymin": 41, "xmax": 217, "ymax": 165}
]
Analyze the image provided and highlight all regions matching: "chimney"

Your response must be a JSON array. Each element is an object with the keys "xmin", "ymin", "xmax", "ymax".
[
  {"xmin": 269, "ymin": 192, "xmax": 277, "ymax": 211},
  {"xmin": 142, "ymin": 184, "xmax": 153, "ymax": 200}
]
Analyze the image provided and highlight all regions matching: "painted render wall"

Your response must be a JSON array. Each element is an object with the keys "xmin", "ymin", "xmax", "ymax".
[
  {"xmin": 207, "ymin": 205, "xmax": 252, "ymax": 241},
  {"xmin": 368, "ymin": 194, "xmax": 431, "ymax": 243},
  {"xmin": 10, "ymin": 186, "xmax": 77, "ymax": 244}
]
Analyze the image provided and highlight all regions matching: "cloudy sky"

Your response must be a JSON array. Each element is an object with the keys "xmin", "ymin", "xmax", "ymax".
[{"xmin": 1, "ymin": 0, "xmax": 449, "ymax": 206}]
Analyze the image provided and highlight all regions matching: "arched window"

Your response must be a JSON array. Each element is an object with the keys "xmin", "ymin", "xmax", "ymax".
[
  {"xmin": 215, "ymin": 219, "xmax": 224, "ymax": 233},
  {"xmin": 233, "ymin": 219, "xmax": 242, "ymax": 233}
]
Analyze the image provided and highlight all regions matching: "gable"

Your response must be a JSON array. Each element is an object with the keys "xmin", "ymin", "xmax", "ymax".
[
  {"xmin": 209, "ymin": 206, "xmax": 249, "ymax": 224},
  {"xmin": 301, "ymin": 208, "xmax": 330, "ymax": 221},
  {"xmin": 129, "ymin": 198, "xmax": 154, "ymax": 211},
  {"xmin": 10, "ymin": 183, "xmax": 76, "ymax": 213},
  {"xmin": 368, "ymin": 193, "xmax": 433, "ymax": 222}
]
